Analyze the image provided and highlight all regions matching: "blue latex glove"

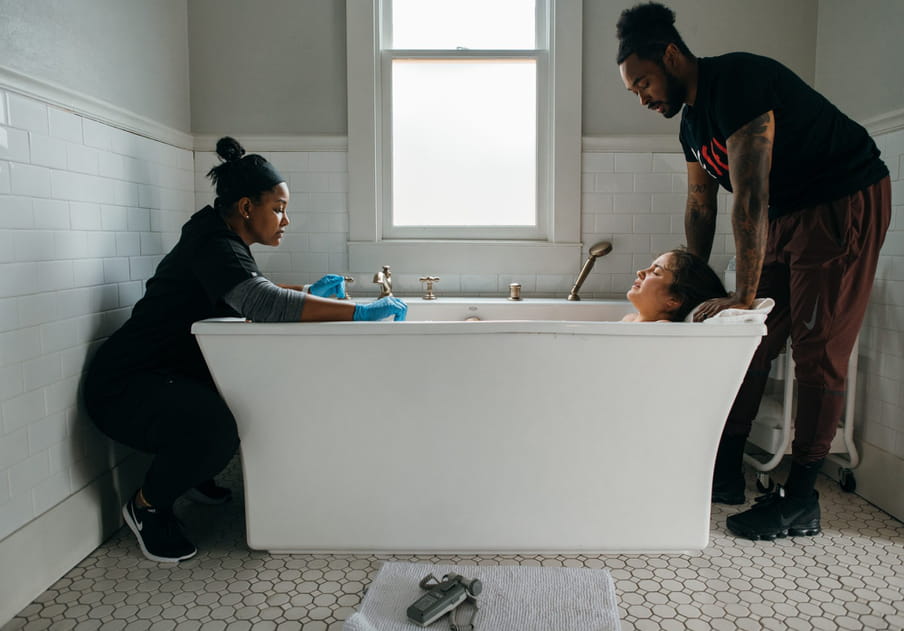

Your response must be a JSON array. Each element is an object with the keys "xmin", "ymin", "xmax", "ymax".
[
  {"xmin": 353, "ymin": 296, "xmax": 408, "ymax": 322},
  {"xmin": 308, "ymin": 274, "xmax": 347, "ymax": 299}
]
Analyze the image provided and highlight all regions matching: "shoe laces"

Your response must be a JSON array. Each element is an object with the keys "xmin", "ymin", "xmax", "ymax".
[
  {"xmin": 753, "ymin": 485, "xmax": 786, "ymax": 507},
  {"xmin": 164, "ymin": 512, "xmax": 188, "ymax": 537},
  {"xmin": 143, "ymin": 505, "xmax": 188, "ymax": 540}
]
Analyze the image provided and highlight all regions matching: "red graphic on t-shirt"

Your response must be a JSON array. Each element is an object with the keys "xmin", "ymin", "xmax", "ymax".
[{"xmin": 699, "ymin": 138, "xmax": 729, "ymax": 179}]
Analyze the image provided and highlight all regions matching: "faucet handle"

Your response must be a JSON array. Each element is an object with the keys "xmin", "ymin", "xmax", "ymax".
[
  {"xmin": 374, "ymin": 266, "xmax": 393, "ymax": 298},
  {"xmin": 340, "ymin": 275, "xmax": 354, "ymax": 300},
  {"xmin": 418, "ymin": 276, "xmax": 440, "ymax": 300}
]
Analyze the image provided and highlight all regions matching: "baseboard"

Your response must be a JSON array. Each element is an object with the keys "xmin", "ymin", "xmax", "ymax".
[
  {"xmin": 0, "ymin": 455, "xmax": 147, "ymax": 626},
  {"xmin": 826, "ymin": 442, "xmax": 904, "ymax": 522}
]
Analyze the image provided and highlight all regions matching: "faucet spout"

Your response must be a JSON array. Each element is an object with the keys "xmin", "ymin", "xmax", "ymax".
[
  {"xmin": 373, "ymin": 265, "xmax": 392, "ymax": 298},
  {"xmin": 567, "ymin": 241, "xmax": 612, "ymax": 301}
]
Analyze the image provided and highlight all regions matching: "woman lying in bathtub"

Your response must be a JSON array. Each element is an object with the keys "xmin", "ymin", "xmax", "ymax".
[{"xmin": 622, "ymin": 248, "xmax": 727, "ymax": 322}]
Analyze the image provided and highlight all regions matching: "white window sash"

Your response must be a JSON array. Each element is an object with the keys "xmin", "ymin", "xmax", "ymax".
[
  {"xmin": 380, "ymin": 49, "xmax": 547, "ymax": 240},
  {"xmin": 347, "ymin": 0, "xmax": 582, "ymax": 273}
]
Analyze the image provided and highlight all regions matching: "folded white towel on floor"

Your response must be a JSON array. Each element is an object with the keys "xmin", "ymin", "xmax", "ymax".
[
  {"xmin": 686, "ymin": 297, "xmax": 775, "ymax": 324},
  {"xmin": 343, "ymin": 562, "xmax": 621, "ymax": 631}
]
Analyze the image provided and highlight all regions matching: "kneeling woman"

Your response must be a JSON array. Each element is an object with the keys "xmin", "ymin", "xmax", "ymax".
[
  {"xmin": 623, "ymin": 248, "xmax": 727, "ymax": 322},
  {"xmin": 83, "ymin": 137, "xmax": 406, "ymax": 563}
]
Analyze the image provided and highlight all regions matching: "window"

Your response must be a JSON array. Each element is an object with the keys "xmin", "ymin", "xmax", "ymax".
[
  {"xmin": 386, "ymin": 0, "xmax": 540, "ymax": 238},
  {"xmin": 347, "ymin": 0, "xmax": 581, "ymax": 273}
]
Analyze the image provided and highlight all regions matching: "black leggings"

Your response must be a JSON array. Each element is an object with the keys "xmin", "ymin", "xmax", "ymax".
[{"xmin": 84, "ymin": 371, "xmax": 239, "ymax": 509}]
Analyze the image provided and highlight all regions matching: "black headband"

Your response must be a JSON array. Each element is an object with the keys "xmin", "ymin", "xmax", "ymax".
[
  {"xmin": 218, "ymin": 156, "xmax": 285, "ymax": 205},
  {"xmin": 246, "ymin": 159, "xmax": 285, "ymax": 192}
]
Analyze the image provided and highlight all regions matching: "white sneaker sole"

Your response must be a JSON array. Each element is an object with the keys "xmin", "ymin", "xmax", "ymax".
[{"xmin": 121, "ymin": 502, "xmax": 197, "ymax": 563}]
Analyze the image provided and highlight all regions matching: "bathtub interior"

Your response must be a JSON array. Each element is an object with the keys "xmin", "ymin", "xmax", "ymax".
[
  {"xmin": 201, "ymin": 297, "xmax": 637, "ymax": 327},
  {"xmin": 401, "ymin": 297, "xmax": 636, "ymax": 322}
]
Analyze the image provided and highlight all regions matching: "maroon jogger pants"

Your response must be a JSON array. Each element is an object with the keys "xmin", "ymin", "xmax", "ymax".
[{"xmin": 723, "ymin": 176, "xmax": 891, "ymax": 464}]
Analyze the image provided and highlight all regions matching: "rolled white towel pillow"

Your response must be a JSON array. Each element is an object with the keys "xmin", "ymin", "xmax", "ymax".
[{"xmin": 685, "ymin": 297, "xmax": 776, "ymax": 323}]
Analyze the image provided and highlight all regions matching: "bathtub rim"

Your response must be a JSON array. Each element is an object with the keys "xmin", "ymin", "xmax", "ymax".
[{"xmin": 192, "ymin": 317, "xmax": 766, "ymax": 338}]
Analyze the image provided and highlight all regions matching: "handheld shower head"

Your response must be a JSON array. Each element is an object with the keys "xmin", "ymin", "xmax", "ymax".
[
  {"xmin": 567, "ymin": 241, "xmax": 613, "ymax": 301},
  {"xmin": 588, "ymin": 241, "xmax": 613, "ymax": 258}
]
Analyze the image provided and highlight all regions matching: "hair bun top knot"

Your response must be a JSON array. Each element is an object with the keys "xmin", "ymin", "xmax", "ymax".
[
  {"xmin": 215, "ymin": 136, "xmax": 246, "ymax": 162},
  {"xmin": 617, "ymin": 2, "xmax": 676, "ymax": 40}
]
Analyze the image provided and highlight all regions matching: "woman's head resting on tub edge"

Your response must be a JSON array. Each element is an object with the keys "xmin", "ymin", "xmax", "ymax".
[
  {"xmin": 207, "ymin": 136, "xmax": 290, "ymax": 247},
  {"xmin": 624, "ymin": 248, "xmax": 727, "ymax": 322}
]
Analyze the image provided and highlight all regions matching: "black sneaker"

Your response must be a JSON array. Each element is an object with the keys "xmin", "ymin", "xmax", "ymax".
[
  {"xmin": 726, "ymin": 487, "xmax": 821, "ymax": 541},
  {"xmin": 122, "ymin": 494, "xmax": 197, "ymax": 563},
  {"xmin": 184, "ymin": 479, "xmax": 232, "ymax": 505}
]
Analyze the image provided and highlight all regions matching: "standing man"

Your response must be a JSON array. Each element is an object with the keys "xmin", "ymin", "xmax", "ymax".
[{"xmin": 615, "ymin": 2, "xmax": 890, "ymax": 540}]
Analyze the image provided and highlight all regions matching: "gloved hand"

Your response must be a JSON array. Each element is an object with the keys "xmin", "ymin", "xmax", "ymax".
[
  {"xmin": 353, "ymin": 296, "xmax": 408, "ymax": 322},
  {"xmin": 308, "ymin": 274, "xmax": 347, "ymax": 299}
]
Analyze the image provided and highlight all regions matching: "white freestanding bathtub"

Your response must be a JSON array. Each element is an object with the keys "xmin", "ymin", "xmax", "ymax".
[{"xmin": 192, "ymin": 298, "xmax": 765, "ymax": 553}]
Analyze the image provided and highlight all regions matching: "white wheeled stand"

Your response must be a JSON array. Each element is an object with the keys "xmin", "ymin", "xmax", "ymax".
[{"xmin": 744, "ymin": 336, "xmax": 860, "ymax": 493}]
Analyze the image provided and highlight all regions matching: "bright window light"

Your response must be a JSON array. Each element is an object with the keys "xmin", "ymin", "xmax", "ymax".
[
  {"xmin": 390, "ymin": 0, "xmax": 537, "ymax": 50},
  {"xmin": 391, "ymin": 59, "xmax": 537, "ymax": 227}
]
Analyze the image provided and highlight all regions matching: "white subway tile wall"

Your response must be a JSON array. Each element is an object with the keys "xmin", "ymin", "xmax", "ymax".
[
  {"xmin": 861, "ymin": 129, "xmax": 904, "ymax": 461},
  {"xmin": 0, "ymin": 88, "xmax": 195, "ymax": 540},
  {"xmin": 195, "ymin": 147, "xmax": 734, "ymax": 299}
]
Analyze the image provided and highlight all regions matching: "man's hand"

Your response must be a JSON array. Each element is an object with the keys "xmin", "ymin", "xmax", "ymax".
[{"xmin": 692, "ymin": 293, "xmax": 755, "ymax": 322}]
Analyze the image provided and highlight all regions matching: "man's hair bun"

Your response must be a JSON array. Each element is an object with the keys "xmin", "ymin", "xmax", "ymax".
[
  {"xmin": 617, "ymin": 2, "xmax": 676, "ymax": 41},
  {"xmin": 215, "ymin": 136, "xmax": 246, "ymax": 162},
  {"xmin": 615, "ymin": 2, "xmax": 690, "ymax": 65}
]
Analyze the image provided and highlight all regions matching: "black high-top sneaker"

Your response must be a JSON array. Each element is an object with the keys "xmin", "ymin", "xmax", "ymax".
[
  {"xmin": 726, "ymin": 459, "xmax": 823, "ymax": 540},
  {"xmin": 711, "ymin": 434, "xmax": 747, "ymax": 505},
  {"xmin": 726, "ymin": 487, "xmax": 820, "ymax": 540},
  {"xmin": 122, "ymin": 492, "xmax": 197, "ymax": 563}
]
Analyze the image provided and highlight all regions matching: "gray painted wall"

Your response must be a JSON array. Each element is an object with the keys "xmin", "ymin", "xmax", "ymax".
[
  {"xmin": 0, "ymin": 0, "xmax": 191, "ymax": 132},
  {"xmin": 187, "ymin": 0, "xmax": 347, "ymax": 135},
  {"xmin": 0, "ymin": 1, "xmax": 835, "ymax": 137},
  {"xmin": 7, "ymin": 1, "xmax": 900, "ymax": 138},
  {"xmin": 185, "ymin": 0, "xmax": 820, "ymax": 137},
  {"xmin": 582, "ymin": 0, "xmax": 819, "ymax": 136},
  {"xmin": 815, "ymin": 0, "xmax": 904, "ymax": 123}
]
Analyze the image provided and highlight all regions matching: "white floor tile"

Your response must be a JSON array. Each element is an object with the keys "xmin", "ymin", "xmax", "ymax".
[{"xmin": 3, "ymin": 457, "xmax": 903, "ymax": 629}]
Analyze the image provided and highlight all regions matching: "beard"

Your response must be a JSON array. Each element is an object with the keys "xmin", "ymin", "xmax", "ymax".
[{"xmin": 659, "ymin": 66, "xmax": 687, "ymax": 119}]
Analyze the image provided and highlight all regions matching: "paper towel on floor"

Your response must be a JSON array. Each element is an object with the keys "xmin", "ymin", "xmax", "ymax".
[
  {"xmin": 686, "ymin": 297, "xmax": 775, "ymax": 324},
  {"xmin": 343, "ymin": 561, "xmax": 621, "ymax": 631}
]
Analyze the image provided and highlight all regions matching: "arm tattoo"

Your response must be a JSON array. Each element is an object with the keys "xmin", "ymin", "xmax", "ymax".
[
  {"xmin": 727, "ymin": 111, "xmax": 774, "ymax": 304},
  {"xmin": 685, "ymin": 172, "xmax": 718, "ymax": 261}
]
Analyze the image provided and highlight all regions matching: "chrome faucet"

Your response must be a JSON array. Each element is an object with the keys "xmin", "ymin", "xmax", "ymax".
[
  {"xmin": 373, "ymin": 265, "xmax": 392, "ymax": 298},
  {"xmin": 567, "ymin": 241, "xmax": 613, "ymax": 301}
]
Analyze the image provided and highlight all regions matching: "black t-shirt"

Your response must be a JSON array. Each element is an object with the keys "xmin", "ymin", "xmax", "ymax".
[
  {"xmin": 680, "ymin": 53, "xmax": 888, "ymax": 218},
  {"xmin": 88, "ymin": 205, "xmax": 261, "ymax": 389}
]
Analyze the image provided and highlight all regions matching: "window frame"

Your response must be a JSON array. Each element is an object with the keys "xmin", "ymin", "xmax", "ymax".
[{"xmin": 347, "ymin": 0, "xmax": 582, "ymax": 274}]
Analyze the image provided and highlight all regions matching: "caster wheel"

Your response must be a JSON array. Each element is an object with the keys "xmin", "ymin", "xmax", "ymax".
[
  {"xmin": 756, "ymin": 474, "xmax": 775, "ymax": 494},
  {"xmin": 839, "ymin": 469, "xmax": 856, "ymax": 493}
]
